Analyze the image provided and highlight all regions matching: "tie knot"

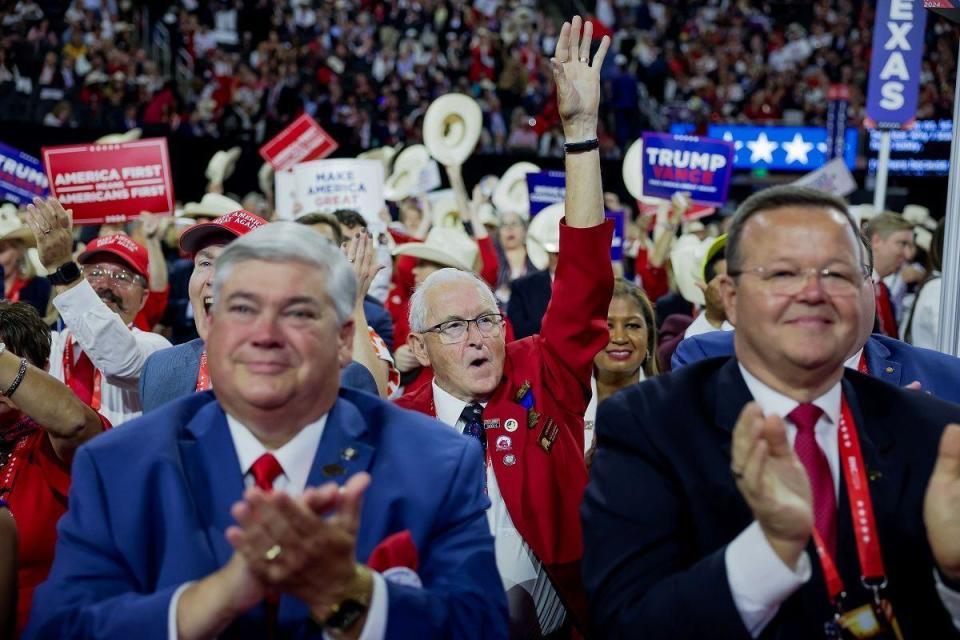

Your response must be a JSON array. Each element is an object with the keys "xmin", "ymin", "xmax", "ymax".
[
  {"xmin": 250, "ymin": 453, "xmax": 284, "ymax": 491},
  {"xmin": 460, "ymin": 402, "xmax": 484, "ymax": 424},
  {"xmin": 788, "ymin": 403, "xmax": 823, "ymax": 433}
]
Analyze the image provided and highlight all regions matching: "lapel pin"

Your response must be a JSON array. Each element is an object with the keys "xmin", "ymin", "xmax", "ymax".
[
  {"xmin": 868, "ymin": 469, "xmax": 883, "ymax": 482},
  {"xmin": 341, "ymin": 447, "xmax": 358, "ymax": 461},
  {"xmin": 527, "ymin": 409, "xmax": 540, "ymax": 430},
  {"xmin": 503, "ymin": 454, "xmax": 517, "ymax": 466},
  {"xmin": 504, "ymin": 418, "xmax": 519, "ymax": 432},
  {"xmin": 884, "ymin": 367, "xmax": 894, "ymax": 374},
  {"xmin": 539, "ymin": 419, "xmax": 559, "ymax": 453},
  {"xmin": 496, "ymin": 435, "xmax": 512, "ymax": 452},
  {"xmin": 484, "ymin": 418, "xmax": 501, "ymax": 430},
  {"xmin": 515, "ymin": 381, "xmax": 531, "ymax": 402},
  {"xmin": 323, "ymin": 463, "xmax": 345, "ymax": 477}
]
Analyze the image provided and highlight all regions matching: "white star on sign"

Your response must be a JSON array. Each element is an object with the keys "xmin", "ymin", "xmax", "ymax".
[
  {"xmin": 783, "ymin": 133, "xmax": 814, "ymax": 165},
  {"xmin": 746, "ymin": 132, "xmax": 778, "ymax": 164}
]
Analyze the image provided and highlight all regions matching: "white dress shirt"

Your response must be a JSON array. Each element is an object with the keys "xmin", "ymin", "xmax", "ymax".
[
  {"xmin": 725, "ymin": 364, "xmax": 960, "ymax": 636},
  {"xmin": 49, "ymin": 280, "xmax": 171, "ymax": 427},
  {"xmin": 167, "ymin": 413, "xmax": 387, "ymax": 640},
  {"xmin": 432, "ymin": 381, "xmax": 565, "ymax": 635},
  {"xmin": 683, "ymin": 312, "xmax": 734, "ymax": 340}
]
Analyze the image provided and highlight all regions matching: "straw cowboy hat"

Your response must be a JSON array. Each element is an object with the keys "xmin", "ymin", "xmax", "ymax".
[
  {"xmin": 0, "ymin": 204, "xmax": 35, "ymax": 246},
  {"xmin": 182, "ymin": 193, "xmax": 244, "ymax": 219},
  {"xmin": 384, "ymin": 145, "xmax": 432, "ymax": 202},
  {"xmin": 848, "ymin": 204, "xmax": 879, "ymax": 227},
  {"xmin": 525, "ymin": 202, "xmax": 564, "ymax": 270},
  {"xmin": 670, "ymin": 233, "xmax": 715, "ymax": 306},
  {"xmin": 422, "ymin": 93, "xmax": 483, "ymax": 167},
  {"xmin": 492, "ymin": 162, "xmax": 540, "ymax": 217},
  {"xmin": 95, "ymin": 128, "xmax": 142, "ymax": 144},
  {"xmin": 393, "ymin": 226, "xmax": 478, "ymax": 272},
  {"xmin": 358, "ymin": 145, "xmax": 399, "ymax": 177},
  {"xmin": 206, "ymin": 146, "xmax": 242, "ymax": 185}
]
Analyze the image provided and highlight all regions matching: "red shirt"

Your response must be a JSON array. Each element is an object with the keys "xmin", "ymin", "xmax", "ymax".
[{"xmin": 134, "ymin": 286, "xmax": 170, "ymax": 332}]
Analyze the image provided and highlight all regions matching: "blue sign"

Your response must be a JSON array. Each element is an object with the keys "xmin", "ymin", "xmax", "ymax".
[
  {"xmin": 641, "ymin": 132, "xmax": 734, "ymax": 207},
  {"xmin": 605, "ymin": 209, "xmax": 625, "ymax": 261},
  {"xmin": 670, "ymin": 124, "xmax": 860, "ymax": 172},
  {"xmin": 525, "ymin": 171, "xmax": 565, "ymax": 216},
  {"xmin": 865, "ymin": 0, "xmax": 927, "ymax": 129},
  {"xmin": 0, "ymin": 141, "xmax": 48, "ymax": 205}
]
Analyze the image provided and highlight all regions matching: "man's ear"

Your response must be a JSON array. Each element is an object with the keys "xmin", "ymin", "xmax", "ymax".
[
  {"xmin": 136, "ymin": 287, "xmax": 150, "ymax": 314},
  {"xmin": 717, "ymin": 274, "xmax": 738, "ymax": 327},
  {"xmin": 408, "ymin": 332, "xmax": 433, "ymax": 367}
]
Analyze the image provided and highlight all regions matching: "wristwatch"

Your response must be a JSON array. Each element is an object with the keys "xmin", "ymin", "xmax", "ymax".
[
  {"xmin": 47, "ymin": 261, "xmax": 82, "ymax": 286},
  {"xmin": 321, "ymin": 565, "xmax": 374, "ymax": 633}
]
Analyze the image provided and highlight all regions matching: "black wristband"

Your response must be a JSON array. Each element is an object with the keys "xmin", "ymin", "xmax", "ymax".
[{"xmin": 564, "ymin": 138, "xmax": 600, "ymax": 154}]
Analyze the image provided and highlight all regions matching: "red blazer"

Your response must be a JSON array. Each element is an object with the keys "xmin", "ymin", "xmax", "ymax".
[{"xmin": 396, "ymin": 220, "xmax": 614, "ymax": 627}]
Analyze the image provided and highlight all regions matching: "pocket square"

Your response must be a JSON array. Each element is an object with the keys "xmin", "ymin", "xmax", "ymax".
[{"xmin": 367, "ymin": 530, "xmax": 422, "ymax": 588}]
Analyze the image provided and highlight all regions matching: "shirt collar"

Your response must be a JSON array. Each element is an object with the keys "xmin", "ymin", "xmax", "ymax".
[
  {"xmin": 225, "ymin": 412, "xmax": 328, "ymax": 494},
  {"xmin": 738, "ymin": 363, "xmax": 842, "ymax": 427},
  {"xmin": 432, "ymin": 380, "xmax": 487, "ymax": 427}
]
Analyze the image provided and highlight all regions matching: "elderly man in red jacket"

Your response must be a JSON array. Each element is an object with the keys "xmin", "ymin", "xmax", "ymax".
[{"xmin": 396, "ymin": 16, "xmax": 613, "ymax": 637}]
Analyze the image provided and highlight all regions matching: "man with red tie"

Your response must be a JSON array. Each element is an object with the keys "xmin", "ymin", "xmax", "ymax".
[
  {"xmin": 583, "ymin": 186, "xmax": 960, "ymax": 639},
  {"xmin": 24, "ymin": 197, "xmax": 170, "ymax": 427},
  {"xmin": 864, "ymin": 211, "xmax": 914, "ymax": 337}
]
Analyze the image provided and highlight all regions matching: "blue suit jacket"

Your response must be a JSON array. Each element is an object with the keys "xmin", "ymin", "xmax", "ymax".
[
  {"xmin": 582, "ymin": 357, "xmax": 960, "ymax": 639},
  {"xmin": 26, "ymin": 389, "xmax": 507, "ymax": 639},
  {"xmin": 139, "ymin": 338, "xmax": 379, "ymax": 413},
  {"xmin": 672, "ymin": 331, "xmax": 960, "ymax": 405}
]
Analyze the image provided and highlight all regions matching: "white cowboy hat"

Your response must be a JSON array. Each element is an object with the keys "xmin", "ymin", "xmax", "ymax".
[
  {"xmin": 526, "ymin": 202, "xmax": 564, "ymax": 270},
  {"xmin": 915, "ymin": 227, "xmax": 933, "ymax": 252},
  {"xmin": 182, "ymin": 193, "xmax": 244, "ymax": 219},
  {"xmin": 848, "ymin": 204, "xmax": 879, "ymax": 226},
  {"xmin": 384, "ymin": 145, "xmax": 432, "ymax": 202},
  {"xmin": 0, "ymin": 204, "xmax": 34, "ymax": 246},
  {"xmin": 358, "ymin": 145, "xmax": 399, "ymax": 177},
  {"xmin": 425, "ymin": 189, "xmax": 464, "ymax": 230},
  {"xmin": 902, "ymin": 204, "xmax": 935, "ymax": 231},
  {"xmin": 422, "ymin": 93, "xmax": 482, "ymax": 166},
  {"xmin": 492, "ymin": 161, "xmax": 540, "ymax": 216},
  {"xmin": 670, "ymin": 234, "xmax": 714, "ymax": 306},
  {"xmin": 95, "ymin": 127, "xmax": 142, "ymax": 144},
  {"xmin": 392, "ymin": 227, "xmax": 478, "ymax": 272},
  {"xmin": 206, "ymin": 146, "xmax": 242, "ymax": 185}
]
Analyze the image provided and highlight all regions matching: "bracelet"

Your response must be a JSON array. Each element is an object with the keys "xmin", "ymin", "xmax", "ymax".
[
  {"xmin": 564, "ymin": 138, "xmax": 600, "ymax": 154},
  {"xmin": 4, "ymin": 358, "xmax": 27, "ymax": 398}
]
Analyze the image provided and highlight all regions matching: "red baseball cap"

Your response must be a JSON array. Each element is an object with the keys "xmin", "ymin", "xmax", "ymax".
[
  {"xmin": 179, "ymin": 209, "xmax": 268, "ymax": 255},
  {"xmin": 78, "ymin": 233, "xmax": 149, "ymax": 280}
]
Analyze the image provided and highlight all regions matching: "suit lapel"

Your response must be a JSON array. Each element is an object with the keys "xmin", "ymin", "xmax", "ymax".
[
  {"xmin": 711, "ymin": 358, "xmax": 754, "ymax": 462},
  {"xmin": 303, "ymin": 396, "xmax": 375, "ymax": 489},
  {"xmin": 177, "ymin": 394, "xmax": 244, "ymax": 568},
  {"xmin": 864, "ymin": 336, "xmax": 902, "ymax": 387}
]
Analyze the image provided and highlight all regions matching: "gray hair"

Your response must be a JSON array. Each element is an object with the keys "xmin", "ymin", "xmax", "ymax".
[
  {"xmin": 409, "ymin": 268, "xmax": 499, "ymax": 332},
  {"xmin": 212, "ymin": 222, "xmax": 357, "ymax": 325}
]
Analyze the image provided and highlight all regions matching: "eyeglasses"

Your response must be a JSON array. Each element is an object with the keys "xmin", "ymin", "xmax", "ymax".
[
  {"xmin": 729, "ymin": 265, "xmax": 870, "ymax": 297},
  {"xmin": 423, "ymin": 313, "xmax": 505, "ymax": 344},
  {"xmin": 82, "ymin": 266, "xmax": 145, "ymax": 288}
]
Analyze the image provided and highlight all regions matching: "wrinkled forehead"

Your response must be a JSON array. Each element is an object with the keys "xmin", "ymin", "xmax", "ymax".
[
  {"xmin": 425, "ymin": 281, "xmax": 498, "ymax": 323},
  {"xmin": 741, "ymin": 207, "xmax": 861, "ymax": 265}
]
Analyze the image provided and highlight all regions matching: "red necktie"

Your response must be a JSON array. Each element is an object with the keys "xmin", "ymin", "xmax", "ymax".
[
  {"xmin": 250, "ymin": 453, "xmax": 283, "ymax": 490},
  {"xmin": 68, "ymin": 350, "xmax": 96, "ymax": 406},
  {"xmin": 875, "ymin": 281, "xmax": 898, "ymax": 338},
  {"xmin": 789, "ymin": 403, "xmax": 837, "ymax": 556}
]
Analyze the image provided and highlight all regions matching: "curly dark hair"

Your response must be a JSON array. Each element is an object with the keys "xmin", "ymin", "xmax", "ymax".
[{"xmin": 0, "ymin": 302, "xmax": 52, "ymax": 368}]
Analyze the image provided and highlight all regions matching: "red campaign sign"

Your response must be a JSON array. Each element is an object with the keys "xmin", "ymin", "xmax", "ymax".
[
  {"xmin": 258, "ymin": 113, "xmax": 339, "ymax": 171},
  {"xmin": 42, "ymin": 138, "xmax": 175, "ymax": 225}
]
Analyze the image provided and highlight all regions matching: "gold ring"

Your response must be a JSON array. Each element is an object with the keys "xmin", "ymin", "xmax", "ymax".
[{"xmin": 264, "ymin": 544, "xmax": 282, "ymax": 561}]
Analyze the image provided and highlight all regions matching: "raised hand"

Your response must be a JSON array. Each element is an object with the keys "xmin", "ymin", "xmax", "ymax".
[
  {"xmin": 731, "ymin": 403, "xmax": 813, "ymax": 568},
  {"xmin": 550, "ymin": 16, "xmax": 611, "ymax": 141},
  {"xmin": 24, "ymin": 197, "xmax": 75, "ymax": 271},
  {"xmin": 924, "ymin": 424, "xmax": 960, "ymax": 581},
  {"xmin": 343, "ymin": 229, "xmax": 384, "ymax": 305}
]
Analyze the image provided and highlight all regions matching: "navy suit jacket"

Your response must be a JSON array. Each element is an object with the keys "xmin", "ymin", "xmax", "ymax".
[
  {"xmin": 506, "ymin": 269, "xmax": 551, "ymax": 340},
  {"xmin": 672, "ymin": 330, "xmax": 960, "ymax": 405},
  {"xmin": 26, "ymin": 389, "xmax": 507, "ymax": 639},
  {"xmin": 582, "ymin": 357, "xmax": 960, "ymax": 639},
  {"xmin": 139, "ymin": 338, "xmax": 379, "ymax": 413}
]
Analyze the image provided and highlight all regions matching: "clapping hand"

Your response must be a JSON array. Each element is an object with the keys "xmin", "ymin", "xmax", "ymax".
[
  {"xmin": 925, "ymin": 424, "xmax": 960, "ymax": 581},
  {"xmin": 731, "ymin": 402, "xmax": 813, "ymax": 568},
  {"xmin": 550, "ymin": 16, "xmax": 611, "ymax": 142},
  {"xmin": 24, "ymin": 197, "xmax": 75, "ymax": 271}
]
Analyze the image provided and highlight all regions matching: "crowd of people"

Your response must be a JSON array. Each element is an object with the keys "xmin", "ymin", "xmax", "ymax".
[
  {"xmin": 1, "ymin": 9, "xmax": 960, "ymax": 640},
  {"xmin": 3, "ymin": 1, "xmax": 959, "ymax": 158}
]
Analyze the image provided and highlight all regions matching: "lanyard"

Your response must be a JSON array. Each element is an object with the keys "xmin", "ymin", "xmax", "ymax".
[
  {"xmin": 811, "ymin": 395, "xmax": 886, "ymax": 606},
  {"xmin": 196, "ymin": 351, "xmax": 211, "ymax": 392},
  {"xmin": 63, "ymin": 336, "xmax": 102, "ymax": 411}
]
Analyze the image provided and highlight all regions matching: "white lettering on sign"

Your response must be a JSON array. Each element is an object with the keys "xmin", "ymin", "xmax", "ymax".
[
  {"xmin": 0, "ymin": 154, "xmax": 48, "ymax": 188},
  {"xmin": 645, "ymin": 147, "xmax": 727, "ymax": 172},
  {"xmin": 877, "ymin": 0, "xmax": 914, "ymax": 111}
]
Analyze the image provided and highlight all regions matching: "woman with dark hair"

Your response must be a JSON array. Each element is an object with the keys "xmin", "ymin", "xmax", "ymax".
[
  {"xmin": 905, "ymin": 218, "xmax": 946, "ymax": 349},
  {"xmin": 585, "ymin": 278, "xmax": 659, "ymax": 452},
  {"xmin": 0, "ymin": 302, "xmax": 108, "ymax": 635},
  {"xmin": 493, "ymin": 211, "xmax": 534, "ymax": 304}
]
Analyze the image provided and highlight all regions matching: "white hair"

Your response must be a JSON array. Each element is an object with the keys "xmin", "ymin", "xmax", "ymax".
[
  {"xmin": 408, "ymin": 268, "xmax": 499, "ymax": 333},
  {"xmin": 212, "ymin": 222, "xmax": 357, "ymax": 325}
]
